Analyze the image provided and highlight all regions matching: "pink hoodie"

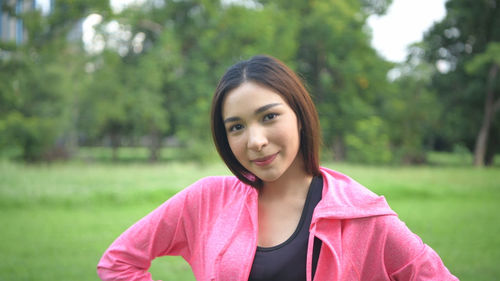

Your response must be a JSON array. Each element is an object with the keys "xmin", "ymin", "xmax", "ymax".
[{"xmin": 97, "ymin": 167, "xmax": 459, "ymax": 281}]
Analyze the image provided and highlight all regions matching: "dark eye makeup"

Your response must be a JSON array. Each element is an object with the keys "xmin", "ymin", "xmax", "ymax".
[{"xmin": 226, "ymin": 112, "xmax": 280, "ymax": 133}]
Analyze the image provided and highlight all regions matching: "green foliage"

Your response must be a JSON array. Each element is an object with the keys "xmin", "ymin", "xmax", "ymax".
[
  {"xmin": 0, "ymin": 0, "xmax": 107, "ymax": 161},
  {"xmin": 345, "ymin": 116, "xmax": 392, "ymax": 163},
  {"xmin": 423, "ymin": 0, "xmax": 500, "ymax": 164},
  {"xmin": 78, "ymin": 0, "xmax": 399, "ymax": 163},
  {"xmin": 465, "ymin": 42, "xmax": 500, "ymax": 74},
  {"xmin": 3, "ymin": 0, "xmax": 486, "ymax": 165},
  {"xmin": 0, "ymin": 45, "xmax": 82, "ymax": 161},
  {"xmin": 276, "ymin": 0, "xmax": 396, "ymax": 162},
  {"xmin": 384, "ymin": 56, "xmax": 441, "ymax": 164}
]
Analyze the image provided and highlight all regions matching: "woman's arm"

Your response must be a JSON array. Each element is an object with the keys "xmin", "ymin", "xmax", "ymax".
[
  {"xmin": 97, "ymin": 185, "xmax": 197, "ymax": 281},
  {"xmin": 382, "ymin": 216, "xmax": 459, "ymax": 281}
]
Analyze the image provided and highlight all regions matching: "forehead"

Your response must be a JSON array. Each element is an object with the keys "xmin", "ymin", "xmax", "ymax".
[{"xmin": 222, "ymin": 82, "xmax": 287, "ymax": 117}]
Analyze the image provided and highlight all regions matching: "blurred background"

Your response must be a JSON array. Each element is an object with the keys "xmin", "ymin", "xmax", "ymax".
[
  {"xmin": 0, "ymin": 0, "xmax": 499, "ymax": 280},
  {"xmin": 0, "ymin": 0, "xmax": 498, "ymax": 165}
]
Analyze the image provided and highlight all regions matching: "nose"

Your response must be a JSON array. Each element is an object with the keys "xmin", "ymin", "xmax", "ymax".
[{"xmin": 247, "ymin": 125, "xmax": 268, "ymax": 152}]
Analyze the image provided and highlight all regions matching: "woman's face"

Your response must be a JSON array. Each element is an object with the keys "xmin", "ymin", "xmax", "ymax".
[{"xmin": 222, "ymin": 82, "xmax": 302, "ymax": 183}]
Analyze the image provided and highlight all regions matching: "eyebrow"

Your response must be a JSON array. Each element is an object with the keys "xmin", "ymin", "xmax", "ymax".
[{"xmin": 223, "ymin": 103, "xmax": 282, "ymax": 124}]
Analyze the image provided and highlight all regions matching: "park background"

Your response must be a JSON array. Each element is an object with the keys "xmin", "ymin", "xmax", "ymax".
[{"xmin": 0, "ymin": 0, "xmax": 499, "ymax": 280}]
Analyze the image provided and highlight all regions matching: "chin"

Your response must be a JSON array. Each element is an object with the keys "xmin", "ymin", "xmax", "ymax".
[
  {"xmin": 259, "ymin": 176, "xmax": 280, "ymax": 183},
  {"xmin": 253, "ymin": 169, "xmax": 284, "ymax": 183}
]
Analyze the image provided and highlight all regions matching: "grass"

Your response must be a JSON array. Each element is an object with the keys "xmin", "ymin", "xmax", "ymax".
[{"xmin": 0, "ymin": 158, "xmax": 499, "ymax": 281}]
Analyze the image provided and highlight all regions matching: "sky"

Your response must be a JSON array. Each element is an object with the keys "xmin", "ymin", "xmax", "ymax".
[
  {"xmin": 36, "ymin": 0, "xmax": 448, "ymax": 62},
  {"xmin": 367, "ymin": 0, "xmax": 447, "ymax": 62}
]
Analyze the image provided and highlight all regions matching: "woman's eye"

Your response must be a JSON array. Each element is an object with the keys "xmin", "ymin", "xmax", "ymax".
[
  {"xmin": 228, "ymin": 124, "xmax": 244, "ymax": 132},
  {"xmin": 263, "ymin": 113, "xmax": 278, "ymax": 121}
]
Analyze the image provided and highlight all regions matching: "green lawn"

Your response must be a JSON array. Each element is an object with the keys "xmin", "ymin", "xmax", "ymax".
[{"xmin": 0, "ymin": 160, "xmax": 498, "ymax": 281}]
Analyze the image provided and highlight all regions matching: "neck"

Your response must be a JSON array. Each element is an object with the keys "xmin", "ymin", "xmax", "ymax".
[{"xmin": 259, "ymin": 156, "xmax": 313, "ymax": 201}]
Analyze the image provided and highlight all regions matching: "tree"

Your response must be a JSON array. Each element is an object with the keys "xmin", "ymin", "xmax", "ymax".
[
  {"xmin": 108, "ymin": 0, "xmax": 299, "ymax": 161},
  {"xmin": 0, "ymin": 51, "xmax": 69, "ymax": 161},
  {"xmin": 125, "ymin": 29, "xmax": 182, "ymax": 162},
  {"xmin": 384, "ymin": 46, "xmax": 441, "ymax": 163},
  {"xmin": 267, "ymin": 0, "xmax": 394, "ymax": 162},
  {"xmin": 465, "ymin": 43, "xmax": 500, "ymax": 166},
  {"xmin": 78, "ymin": 50, "xmax": 133, "ymax": 161},
  {"xmin": 423, "ymin": 0, "xmax": 500, "ymax": 166},
  {"xmin": 0, "ymin": 0, "xmax": 110, "ymax": 161}
]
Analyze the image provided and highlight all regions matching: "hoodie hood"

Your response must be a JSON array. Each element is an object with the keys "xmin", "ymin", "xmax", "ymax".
[{"xmin": 313, "ymin": 167, "xmax": 396, "ymax": 221}]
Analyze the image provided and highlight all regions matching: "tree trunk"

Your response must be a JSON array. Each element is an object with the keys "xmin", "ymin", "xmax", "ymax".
[
  {"xmin": 110, "ymin": 132, "xmax": 120, "ymax": 162},
  {"xmin": 485, "ymin": 131, "xmax": 498, "ymax": 166},
  {"xmin": 148, "ymin": 129, "xmax": 161, "ymax": 163},
  {"xmin": 332, "ymin": 135, "xmax": 346, "ymax": 161},
  {"xmin": 474, "ymin": 63, "xmax": 499, "ymax": 166}
]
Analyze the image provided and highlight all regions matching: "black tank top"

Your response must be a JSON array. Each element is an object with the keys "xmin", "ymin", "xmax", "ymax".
[{"xmin": 248, "ymin": 176, "xmax": 323, "ymax": 281}]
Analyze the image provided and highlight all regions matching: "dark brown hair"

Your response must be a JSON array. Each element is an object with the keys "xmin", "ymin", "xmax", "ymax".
[{"xmin": 211, "ymin": 55, "xmax": 321, "ymax": 188}]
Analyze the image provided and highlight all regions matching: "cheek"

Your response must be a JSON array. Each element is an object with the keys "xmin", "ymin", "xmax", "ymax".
[
  {"xmin": 227, "ymin": 136, "xmax": 245, "ymax": 159},
  {"xmin": 276, "ymin": 122, "xmax": 300, "ymax": 146}
]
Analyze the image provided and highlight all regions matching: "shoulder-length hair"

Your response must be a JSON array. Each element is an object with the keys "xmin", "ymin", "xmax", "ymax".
[{"xmin": 211, "ymin": 55, "xmax": 321, "ymax": 188}]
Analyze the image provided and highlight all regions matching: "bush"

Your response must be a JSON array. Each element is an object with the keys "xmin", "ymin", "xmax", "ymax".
[{"xmin": 345, "ymin": 116, "xmax": 393, "ymax": 164}]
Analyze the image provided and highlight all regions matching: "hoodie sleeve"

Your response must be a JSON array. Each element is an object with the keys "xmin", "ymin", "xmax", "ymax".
[
  {"xmin": 97, "ymin": 179, "xmax": 205, "ymax": 281},
  {"xmin": 382, "ymin": 216, "xmax": 459, "ymax": 281}
]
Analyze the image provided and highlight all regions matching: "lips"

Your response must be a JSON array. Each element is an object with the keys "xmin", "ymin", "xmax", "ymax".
[{"xmin": 251, "ymin": 153, "xmax": 278, "ymax": 166}]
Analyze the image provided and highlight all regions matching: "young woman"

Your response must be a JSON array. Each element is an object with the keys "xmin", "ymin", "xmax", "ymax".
[{"xmin": 98, "ymin": 55, "xmax": 459, "ymax": 281}]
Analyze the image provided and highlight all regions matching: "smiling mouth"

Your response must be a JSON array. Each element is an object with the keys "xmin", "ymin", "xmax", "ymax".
[{"xmin": 251, "ymin": 153, "xmax": 278, "ymax": 166}]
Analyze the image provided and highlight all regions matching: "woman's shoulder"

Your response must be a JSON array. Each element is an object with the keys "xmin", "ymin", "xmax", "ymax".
[
  {"xmin": 166, "ymin": 175, "xmax": 256, "ymax": 218},
  {"xmin": 182, "ymin": 175, "xmax": 254, "ymax": 199},
  {"xmin": 187, "ymin": 175, "xmax": 245, "ymax": 190}
]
